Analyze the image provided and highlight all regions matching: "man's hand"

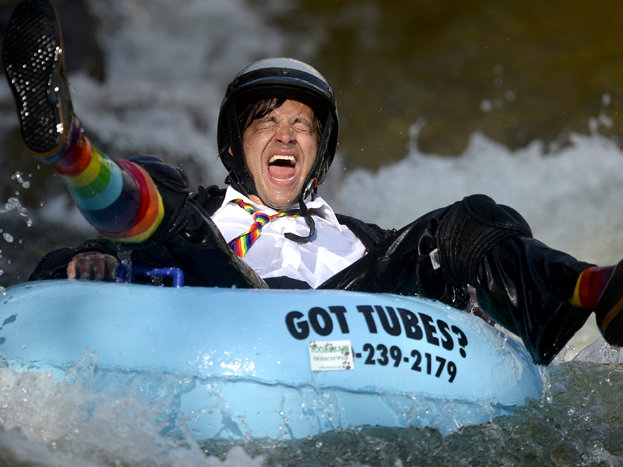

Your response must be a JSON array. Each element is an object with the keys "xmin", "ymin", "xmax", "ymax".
[{"xmin": 67, "ymin": 251, "xmax": 120, "ymax": 281}]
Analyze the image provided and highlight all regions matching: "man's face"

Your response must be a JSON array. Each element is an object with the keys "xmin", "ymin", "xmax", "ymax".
[{"xmin": 240, "ymin": 99, "xmax": 318, "ymax": 210}]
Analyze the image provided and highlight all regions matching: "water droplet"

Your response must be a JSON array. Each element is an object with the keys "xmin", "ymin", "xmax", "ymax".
[
  {"xmin": 5, "ymin": 197, "xmax": 21, "ymax": 211},
  {"xmin": 3, "ymin": 233, "xmax": 14, "ymax": 243}
]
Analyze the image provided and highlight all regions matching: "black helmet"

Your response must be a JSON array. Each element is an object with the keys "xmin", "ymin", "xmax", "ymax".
[{"xmin": 217, "ymin": 58, "xmax": 338, "ymax": 202}]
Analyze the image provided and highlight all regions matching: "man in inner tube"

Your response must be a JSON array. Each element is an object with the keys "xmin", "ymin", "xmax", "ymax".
[{"xmin": 3, "ymin": 0, "xmax": 621, "ymax": 365}]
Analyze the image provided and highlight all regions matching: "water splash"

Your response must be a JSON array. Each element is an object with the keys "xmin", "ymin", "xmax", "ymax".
[
  {"xmin": 10, "ymin": 171, "xmax": 31, "ymax": 190},
  {"xmin": 197, "ymin": 361, "xmax": 622, "ymax": 467},
  {"xmin": 2, "ymin": 232, "xmax": 14, "ymax": 244},
  {"xmin": 0, "ymin": 356, "xmax": 224, "ymax": 467}
]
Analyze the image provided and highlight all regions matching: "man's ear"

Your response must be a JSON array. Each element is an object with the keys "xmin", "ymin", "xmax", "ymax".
[{"xmin": 228, "ymin": 146, "xmax": 234, "ymax": 156}]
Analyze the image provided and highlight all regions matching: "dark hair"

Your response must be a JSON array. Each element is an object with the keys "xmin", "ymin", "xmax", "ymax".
[{"xmin": 237, "ymin": 98, "xmax": 323, "ymax": 142}]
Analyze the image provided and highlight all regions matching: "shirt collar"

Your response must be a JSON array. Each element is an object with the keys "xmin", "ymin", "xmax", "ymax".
[{"xmin": 220, "ymin": 186, "xmax": 343, "ymax": 231}]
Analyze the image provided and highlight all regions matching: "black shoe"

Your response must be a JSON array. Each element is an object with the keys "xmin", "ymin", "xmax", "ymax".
[
  {"xmin": 2, "ymin": 0, "xmax": 73, "ymax": 161},
  {"xmin": 595, "ymin": 259, "xmax": 623, "ymax": 346}
]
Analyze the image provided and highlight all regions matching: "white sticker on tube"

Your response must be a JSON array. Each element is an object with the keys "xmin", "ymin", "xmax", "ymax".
[{"xmin": 308, "ymin": 340, "xmax": 355, "ymax": 371}]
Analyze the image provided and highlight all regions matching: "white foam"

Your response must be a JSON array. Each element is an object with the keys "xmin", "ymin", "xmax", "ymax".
[
  {"xmin": 70, "ymin": 0, "xmax": 285, "ymax": 187},
  {"xmin": 328, "ymin": 128, "xmax": 623, "ymax": 266},
  {"xmin": 0, "ymin": 364, "xmax": 265, "ymax": 467}
]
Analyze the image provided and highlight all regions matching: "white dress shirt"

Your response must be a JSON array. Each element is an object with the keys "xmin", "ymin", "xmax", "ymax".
[{"xmin": 211, "ymin": 187, "xmax": 366, "ymax": 288}]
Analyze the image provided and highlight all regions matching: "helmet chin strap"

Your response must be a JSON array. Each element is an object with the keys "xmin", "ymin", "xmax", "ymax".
[
  {"xmin": 284, "ymin": 191, "xmax": 316, "ymax": 243},
  {"xmin": 281, "ymin": 112, "xmax": 334, "ymax": 244},
  {"xmin": 227, "ymin": 168, "xmax": 317, "ymax": 244},
  {"xmin": 225, "ymin": 169, "xmax": 256, "ymax": 199},
  {"xmin": 222, "ymin": 108, "xmax": 258, "ymax": 197}
]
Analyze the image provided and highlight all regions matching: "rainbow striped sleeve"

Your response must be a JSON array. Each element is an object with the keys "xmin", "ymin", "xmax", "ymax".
[{"xmin": 51, "ymin": 124, "xmax": 164, "ymax": 243}]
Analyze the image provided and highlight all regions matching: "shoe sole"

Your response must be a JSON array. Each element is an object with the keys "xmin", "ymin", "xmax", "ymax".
[
  {"xmin": 2, "ymin": 0, "xmax": 70, "ymax": 159},
  {"xmin": 596, "ymin": 259, "xmax": 623, "ymax": 346}
]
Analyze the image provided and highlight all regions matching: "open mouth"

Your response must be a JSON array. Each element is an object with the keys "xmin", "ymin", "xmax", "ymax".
[{"xmin": 267, "ymin": 154, "xmax": 297, "ymax": 181}]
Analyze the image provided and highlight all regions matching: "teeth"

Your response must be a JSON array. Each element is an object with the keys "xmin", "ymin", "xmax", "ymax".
[{"xmin": 269, "ymin": 154, "xmax": 295, "ymax": 165}]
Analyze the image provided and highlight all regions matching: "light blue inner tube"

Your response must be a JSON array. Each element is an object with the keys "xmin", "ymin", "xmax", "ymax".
[{"xmin": 0, "ymin": 280, "xmax": 543, "ymax": 439}]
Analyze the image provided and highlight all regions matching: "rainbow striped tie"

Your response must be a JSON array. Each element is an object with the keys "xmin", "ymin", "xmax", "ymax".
[{"xmin": 228, "ymin": 199, "xmax": 308, "ymax": 257}]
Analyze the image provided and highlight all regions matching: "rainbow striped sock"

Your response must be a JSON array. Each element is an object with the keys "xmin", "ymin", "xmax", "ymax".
[
  {"xmin": 50, "ymin": 120, "xmax": 164, "ymax": 242},
  {"xmin": 570, "ymin": 265, "xmax": 615, "ymax": 310}
]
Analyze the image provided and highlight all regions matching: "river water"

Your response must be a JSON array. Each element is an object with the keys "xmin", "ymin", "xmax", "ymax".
[{"xmin": 0, "ymin": 0, "xmax": 621, "ymax": 465}]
